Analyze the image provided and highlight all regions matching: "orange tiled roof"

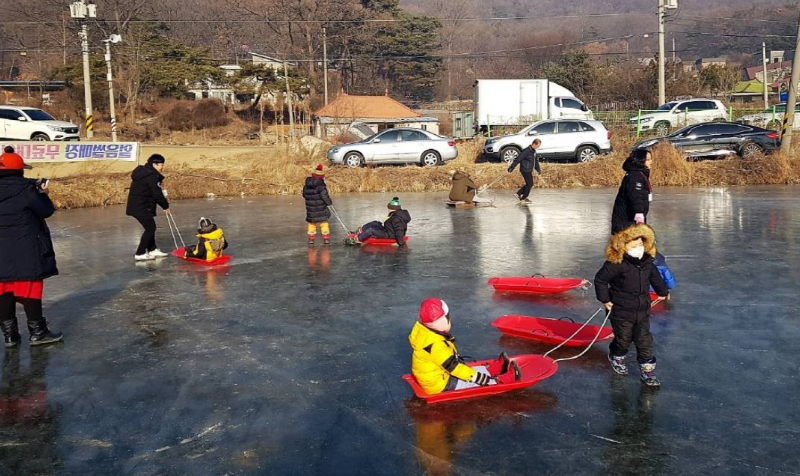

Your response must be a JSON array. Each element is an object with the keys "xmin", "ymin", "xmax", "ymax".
[{"xmin": 314, "ymin": 93, "xmax": 421, "ymax": 119}]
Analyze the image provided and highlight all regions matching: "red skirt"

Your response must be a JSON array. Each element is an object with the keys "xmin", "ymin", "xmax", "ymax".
[{"xmin": 0, "ymin": 281, "xmax": 43, "ymax": 300}]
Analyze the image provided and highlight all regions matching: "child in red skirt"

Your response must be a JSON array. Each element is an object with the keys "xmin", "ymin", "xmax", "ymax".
[{"xmin": 0, "ymin": 147, "xmax": 62, "ymax": 348}]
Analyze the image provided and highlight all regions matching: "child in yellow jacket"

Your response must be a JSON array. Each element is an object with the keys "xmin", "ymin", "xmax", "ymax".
[
  {"xmin": 409, "ymin": 298, "xmax": 520, "ymax": 394},
  {"xmin": 184, "ymin": 217, "xmax": 228, "ymax": 262}
]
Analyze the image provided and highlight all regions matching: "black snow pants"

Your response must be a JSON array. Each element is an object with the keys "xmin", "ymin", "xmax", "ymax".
[
  {"xmin": 517, "ymin": 171, "xmax": 534, "ymax": 200},
  {"xmin": 608, "ymin": 313, "xmax": 655, "ymax": 364},
  {"xmin": 134, "ymin": 216, "xmax": 158, "ymax": 255}
]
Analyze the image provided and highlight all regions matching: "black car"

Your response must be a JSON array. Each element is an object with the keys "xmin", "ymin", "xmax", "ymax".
[{"xmin": 633, "ymin": 122, "xmax": 780, "ymax": 159}]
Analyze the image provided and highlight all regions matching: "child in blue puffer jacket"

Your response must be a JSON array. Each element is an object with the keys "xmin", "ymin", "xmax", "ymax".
[{"xmin": 653, "ymin": 252, "xmax": 676, "ymax": 290}]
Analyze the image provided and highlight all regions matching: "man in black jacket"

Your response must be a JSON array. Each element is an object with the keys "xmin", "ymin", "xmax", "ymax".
[
  {"xmin": 126, "ymin": 154, "xmax": 170, "ymax": 261},
  {"xmin": 611, "ymin": 149, "xmax": 652, "ymax": 234},
  {"xmin": 507, "ymin": 139, "xmax": 542, "ymax": 203}
]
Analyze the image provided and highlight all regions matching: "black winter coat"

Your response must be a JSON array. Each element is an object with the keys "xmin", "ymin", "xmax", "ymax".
[
  {"xmin": 508, "ymin": 147, "xmax": 541, "ymax": 174},
  {"xmin": 611, "ymin": 161, "xmax": 651, "ymax": 234},
  {"xmin": 594, "ymin": 254, "xmax": 668, "ymax": 321},
  {"xmin": 302, "ymin": 177, "xmax": 332, "ymax": 223},
  {"xmin": 0, "ymin": 172, "xmax": 58, "ymax": 282},
  {"xmin": 384, "ymin": 209, "xmax": 411, "ymax": 246},
  {"xmin": 126, "ymin": 164, "xmax": 169, "ymax": 217}
]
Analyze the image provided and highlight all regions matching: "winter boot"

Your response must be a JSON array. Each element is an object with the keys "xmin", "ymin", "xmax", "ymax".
[
  {"xmin": 322, "ymin": 235, "xmax": 331, "ymax": 245},
  {"xmin": 1, "ymin": 319, "xmax": 22, "ymax": 349},
  {"xmin": 27, "ymin": 319, "xmax": 63, "ymax": 346},
  {"xmin": 608, "ymin": 353, "xmax": 629, "ymax": 375},
  {"xmin": 343, "ymin": 237, "xmax": 359, "ymax": 246},
  {"xmin": 495, "ymin": 361, "xmax": 521, "ymax": 384},
  {"xmin": 486, "ymin": 352, "xmax": 511, "ymax": 377},
  {"xmin": 639, "ymin": 362, "xmax": 661, "ymax": 387},
  {"xmin": 308, "ymin": 235, "xmax": 316, "ymax": 245}
]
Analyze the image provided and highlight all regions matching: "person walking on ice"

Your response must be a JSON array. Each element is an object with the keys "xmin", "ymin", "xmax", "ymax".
[
  {"xmin": 302, "ymin": 164, "xmax": 333, "ymax": 245},
  {"xmin": 594, "ymin": 224, "xmax": 669, "ymax": 387},
  {"xmin": 507, "ymin": 139, "xmax": 541, "ymax": 203}
]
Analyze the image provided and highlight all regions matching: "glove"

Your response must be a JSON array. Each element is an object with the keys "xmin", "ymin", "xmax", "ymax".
[
  {"xmin": 470, "ymin": 371, "xmax": 492, "ymax": 386},
  {"xmin": 507, "ymin": 166, "xmax": 514, "ymax": 173},
  {"xmin": 478, "ymin": 185, "xmax": 488, "ymax": 194},
  {"xmin": 634, "ymin": 213, "xmax": 645, "ymax": 224}
]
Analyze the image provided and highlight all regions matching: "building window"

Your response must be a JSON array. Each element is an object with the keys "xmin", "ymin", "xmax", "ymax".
[{"xmin": 421, "ymin": 124, "xmax": 427, "ymax": 131}]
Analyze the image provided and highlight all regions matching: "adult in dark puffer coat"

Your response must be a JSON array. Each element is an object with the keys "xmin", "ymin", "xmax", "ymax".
[
  {"xmin": 611, "ymin": 148, "xmax": 652, "ymax": 234},
  {"xmin": 302, "ymin": 164, "xmax": 333, "ymax": 245},
  {"xmin": 0, "ymin": 147, "xmax": 62, "ymax": 347},
  {"xmin": 126, "ymin": 154, "xmax": 170, "ymax": 260}
]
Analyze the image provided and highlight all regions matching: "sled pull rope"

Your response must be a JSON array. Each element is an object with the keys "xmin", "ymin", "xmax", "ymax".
[
  {"xmin": 553, "ymin": 310, "xmax": 612, "ymax": 363},
  {"xmin": 476, "ymin": 171, "xmax": 509, "ymax": 197},
  {"xmin": 166, "ymin": 213, "xmax": 186, "ymax": 249},
  {"xmin": 543, "ymin": 306, "xmax": 604, "ymax": 358},
  {"xmin": 328, "ymin": 206, "xmax": 351, "ymax": 234}
]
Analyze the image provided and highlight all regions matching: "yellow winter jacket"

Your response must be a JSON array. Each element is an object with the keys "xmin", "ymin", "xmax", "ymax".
[
  {"xmin": 408, "ymin": 322, "xmax": 476, "ymax": 395},
  {"xmin": 190, "ymin": 227, "xmax": 226, "ymax": 262}
]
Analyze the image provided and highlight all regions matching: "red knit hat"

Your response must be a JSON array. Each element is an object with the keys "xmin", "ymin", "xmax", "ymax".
[
  {"xmin": 419, "ymin": 298, "xmax": 449, "ymax": 324},
  {"xmin": 0, "ymin": 151, "xmax": 26, "ymax": 170},
  {"xmin": 311, "ymin": 163, "xmax": 325, "ymax": 177}
]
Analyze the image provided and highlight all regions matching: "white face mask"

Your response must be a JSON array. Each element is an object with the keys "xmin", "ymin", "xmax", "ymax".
[{"xmin": 626, "ymin": 245, "xmax": 645, "ymax": 260}]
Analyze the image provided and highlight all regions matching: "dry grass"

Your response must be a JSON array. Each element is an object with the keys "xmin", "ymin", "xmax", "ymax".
[{"xmin": 47, "ymin": 139, "xmax": 800, "ymax": 210}]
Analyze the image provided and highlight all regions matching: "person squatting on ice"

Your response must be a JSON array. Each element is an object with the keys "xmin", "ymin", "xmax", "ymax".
[
  {"xmin": 126, "ymin": 154, "xmax": 170, "ymax": 261},
  {"xmin": 302, "ymin": 164, "xmax": 333, "ymax": 245},
  {"xmin": 507, "ymin": 139, "xmax": 541, "ymax": 203},
  {"xmin": 611, "ymin": 148, "xmax": 653, "ymax": 234},
  {"xmin": 345, "ymin": 197, "xmax": 411, "ymax": 246},
  {"xmin": 183, "ymin": 217, "xmax": 228, "ymax": 262},
  {"xmin": 594, "ymin": 224, "xmax": 669, "ymax": 387},
  {"xmin": 0, "ymin": 147, "xmax": 63, "ymax": 347},
  {"xmin": 448, "ymin": 170, "xmax": 477, "ymax": 204},
  {"xmin": 409, "ymin": 298, "xmax": 521, "ymax": 394}
]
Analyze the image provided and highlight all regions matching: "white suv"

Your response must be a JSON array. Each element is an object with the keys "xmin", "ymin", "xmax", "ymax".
[
  {"xmin": 483, "ymin": 119, "xmax": 613, "ymax": 163},
  {"xmin": 0, "ymin": 106, "xmax": 80, "ymax": 141},
  {"xmin": 629, "ymin": 99, "xmax": 728, "ymax": 136}
]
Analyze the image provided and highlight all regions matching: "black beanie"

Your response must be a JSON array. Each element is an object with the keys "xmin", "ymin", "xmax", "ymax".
[
  {"xmin": 147, "ymin": 154, "xmax": 166, "ymax": 164},
  {"xmin": 3, "ymin": 146, "xmax": 14, "ymax": 154}
]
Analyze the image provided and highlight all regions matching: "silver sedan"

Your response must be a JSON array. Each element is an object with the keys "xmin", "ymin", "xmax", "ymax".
[{"xmin": 327, "ymin": 128, "xmax": 458, "ymax": 168}]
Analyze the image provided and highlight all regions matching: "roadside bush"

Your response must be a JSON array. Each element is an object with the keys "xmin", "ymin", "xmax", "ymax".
[{"xmin": 160, "ymin": 99, "xmax": 231, "ymax": 131}]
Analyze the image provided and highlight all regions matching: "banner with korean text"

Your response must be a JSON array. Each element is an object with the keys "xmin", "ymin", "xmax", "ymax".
[{"xmin": 0, "ymin": 142, "xmax": 139, "ymax": 163}]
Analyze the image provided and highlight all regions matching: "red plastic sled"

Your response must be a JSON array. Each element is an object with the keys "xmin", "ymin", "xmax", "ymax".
[
  {"xmin": 362, "ymin": 236, "xmax": 409, "ymax": 246},
  {"xmin": 492, "ymin": 315, "xmax": 614, "ymax": 347},
  {"xmin": 487, "ymin": 276, "xmax": 589, "ymax": 295},
  {"xmin": 172, "ymin": 247, "xmax": 232, "ymax": 266},
  {"xmin": 401, "ymin": 354, "xmax": 558, "ymax": 404}
]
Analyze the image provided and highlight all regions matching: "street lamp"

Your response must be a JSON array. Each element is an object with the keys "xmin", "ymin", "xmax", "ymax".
[{"xmin": 102, "ymin": 34, "xmax": 121, "ymax": 142}]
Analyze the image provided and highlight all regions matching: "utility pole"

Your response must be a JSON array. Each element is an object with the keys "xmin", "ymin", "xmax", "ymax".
[
  {"xmin": 283, "ymin": 60, "xmax": 295, "ymax": 141},
  {"xmin": 780, "ymin": 13, "xmax": 800, "ymax": 152},
  {"xmin": 70, "ymin": 0, "xmax": 96, "ymax": 139},
  {"xmin": 672, "ymin": 35, "xmax": 677, "ymax": 81},
  {"xmin": 762, "ymin": 42, "xmax": 769, "ymax": 110},
  {"xmin": 658, "ymin": 0, "xmax": 666, "ymax": 105},
  {"xmin": 103, "ymin": 35, "xmax": 121, "ymax": 142},
  {"xmin": 323, "ymin": 27, "xmax": 329, "ymax": 106}
]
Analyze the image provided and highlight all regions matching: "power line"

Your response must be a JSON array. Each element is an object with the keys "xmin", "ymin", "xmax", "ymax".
[{"xmin": 676, "ymin": 14, "xmax": 794, "ymax": 25}]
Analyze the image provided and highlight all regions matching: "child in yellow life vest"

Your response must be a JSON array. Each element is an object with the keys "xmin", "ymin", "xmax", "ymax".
[
  {"xmin": 409, "ymin": 298, "xmax": 521, "ymax": 395},
  {"xmin": 184, "ymin": 217, "xmax": 228, "ymax": 262}
]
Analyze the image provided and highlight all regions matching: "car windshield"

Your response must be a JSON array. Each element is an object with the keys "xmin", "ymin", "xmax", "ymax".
[
  {"xmin": 23, "ymin": 109, "xmax": 55, "ymax": 121},
  {"xmin": 668, "ymin": 125, "xmax": 695, "ymax": 137},
  {"xmin": 656, "ymin": 102, "xmax": 678, "ymax": 111},
  {"xmin": 362, "ymin": 133, "xmax": 379, "ymax": 143}
]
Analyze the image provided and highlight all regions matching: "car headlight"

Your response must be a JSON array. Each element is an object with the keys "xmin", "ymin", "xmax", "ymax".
[
  {"xmin": 638, "ymin": 139, "xmax": 659, "ymax": 149},
  {"xmin": 330, "ymin": 148, "xmax": 340, "ymax": 154},
  {"xmin": 486, "ymin": 139, "xmax": 496, "ymax": 145},
  {"xmin": 48, "ymin": 125, "xmax": 65, "ymax": 132},
  {"xmin": 635, "ymin": 117, "xmax": 654, "ymax": 124}
]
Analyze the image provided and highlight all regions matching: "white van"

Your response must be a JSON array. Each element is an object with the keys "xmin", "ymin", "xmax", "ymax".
[{"xmin": 0, "ymin": 106, "xmax": 80, "ymax": 141}]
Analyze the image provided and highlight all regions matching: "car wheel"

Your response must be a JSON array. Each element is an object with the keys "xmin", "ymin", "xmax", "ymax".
[
  {"xmin": 344, "ymin": 152, "xmax": 364, "ymax": 168},
  {"xmin": 767, "ymin": 120, "xmax": 781, "ymax": 131},
  {"xmin": 31, "ymin": 133, "xmax": 50, "ymax": 141},
  {"xmin": 500, "ymin": 146, "xmax": 520, "ymax": 164},
  {"xmin": 654, "ymin": 121, "xmax": 670, "ymax": 137},
  {"xmin": 575, "ymin": 145, "xmax": 598, "ymax": 163},
  {"xmin": 420, "ymin": 150, "xmax": 442, "ymax": 167},
  {"xmin": 739, "ymin": 142, "xmax": 763, "ymax": 158}
]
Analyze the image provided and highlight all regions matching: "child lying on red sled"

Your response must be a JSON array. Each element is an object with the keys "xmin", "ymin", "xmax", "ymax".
[{"xmin": 408, "ymin": 298, "xmax": 520, "ymax": 394}]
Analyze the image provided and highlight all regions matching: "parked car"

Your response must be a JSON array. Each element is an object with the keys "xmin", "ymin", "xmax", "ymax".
[
  {"xmin": 633, "ymin": 122, "xmax": 780, "ymax": 159},
  {"xmin": 0, "ymin": 106, "xmax": 80, "ymax": 141},
  {"xmin": 483, "ymin": 119, "xmax": 613, "ymax": 164},
  {"xmin": 629, "ymin": 99, "xmax": 728, "ymax": 136},
  {"xmin": 737, "ymin": 103, "xmax": 800, "ymax": 131},
  {"xmin": 327, "ymin": 128, "xmax": 458, "ymax": 168}
]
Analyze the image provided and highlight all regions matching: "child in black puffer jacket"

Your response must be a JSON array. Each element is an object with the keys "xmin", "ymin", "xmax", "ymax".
[
  {"xmin": 595, "ymin": 224, "xmax": 669, "ymax": 387},
  {"xmin": 302, "ymin": 164, "xmax": 333, "ymax": 245}
]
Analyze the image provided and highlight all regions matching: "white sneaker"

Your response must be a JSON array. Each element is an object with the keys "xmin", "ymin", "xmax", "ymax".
[
  {"xmin": 135, "ymin": 253, "xmax": 155, "ymax": 261},
  {"xmin": 149, "ymin": 249, "xmax": 168, "ymax": 258}
]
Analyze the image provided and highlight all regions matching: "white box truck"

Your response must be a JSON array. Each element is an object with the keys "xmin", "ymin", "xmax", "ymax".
[{"xmin": 474, "ymin": 79, "xmax": 593, "ymax": 133}]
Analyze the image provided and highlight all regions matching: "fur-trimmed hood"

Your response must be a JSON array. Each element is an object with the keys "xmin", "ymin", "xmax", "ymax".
[{"xmin": 605, "ymin": 224, "xmax": 657, "ymax": 264}]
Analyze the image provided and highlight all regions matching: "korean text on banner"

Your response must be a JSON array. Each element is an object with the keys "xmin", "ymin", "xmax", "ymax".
[{"xmin": 0, "ymin": 142, "xmax": 139, "ymax": 163}]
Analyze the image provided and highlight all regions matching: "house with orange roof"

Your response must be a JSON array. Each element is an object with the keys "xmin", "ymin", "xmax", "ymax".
[{"xmin": 313, "ymin": 93, "xmax": 439, "ymax": 139}]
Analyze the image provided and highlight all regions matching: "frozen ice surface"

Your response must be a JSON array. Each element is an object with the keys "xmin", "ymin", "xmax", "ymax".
[{"xmin": 1, "ymin": 187, "xmax": 799, "ymax": 475}]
